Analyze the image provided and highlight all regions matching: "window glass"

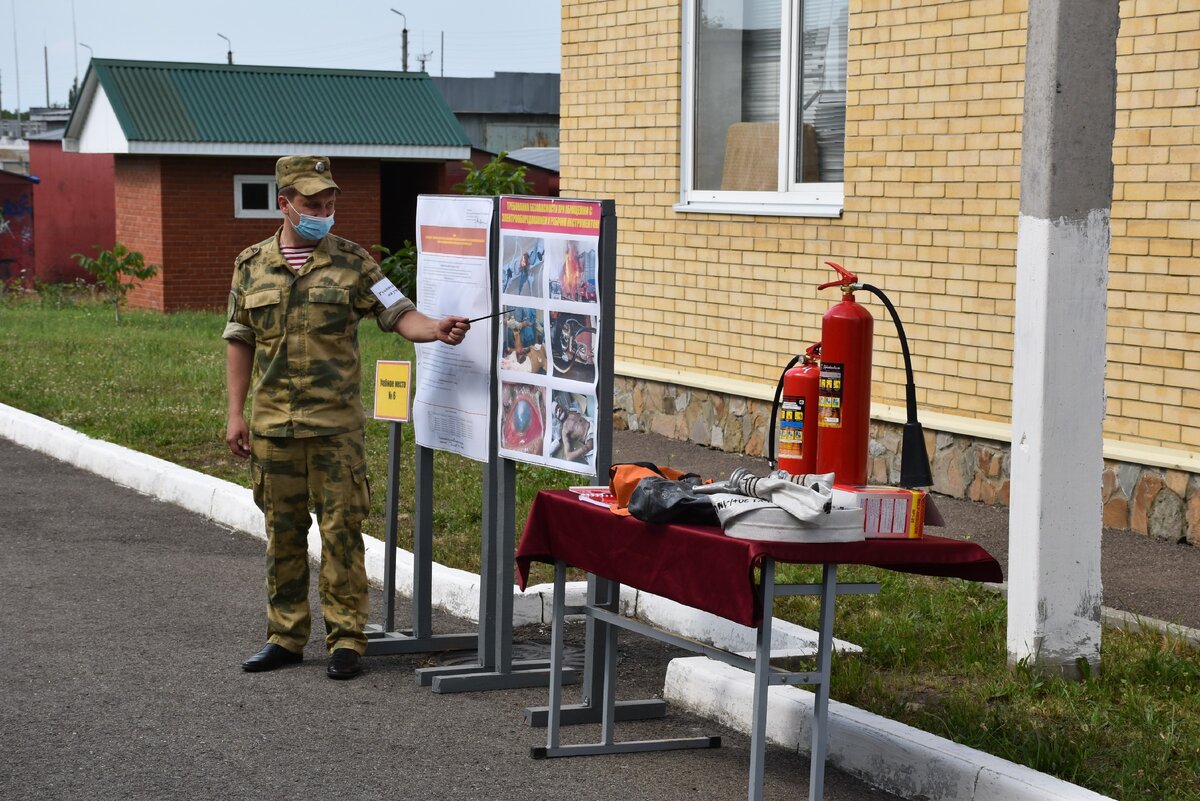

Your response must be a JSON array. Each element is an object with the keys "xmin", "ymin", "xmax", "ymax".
[
  {"xmin": 796, "ymin": 0, "xmax": 847, "ymax": 183},
  {"xmin": 240, "ymin": 181, "xmax": 271, "ymax": 211},
  {"xmin": 685, "ymin": 0, "xmax": 847, "ymax": 204},
  {"xmin": 694, "ymin": 0, "xmax": 782, "ymax": 191}
]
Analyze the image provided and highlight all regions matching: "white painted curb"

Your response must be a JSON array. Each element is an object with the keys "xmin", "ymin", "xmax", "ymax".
[{"xmin": 664, "ymin": 658, "xmax": 1117, "ymax": 801}]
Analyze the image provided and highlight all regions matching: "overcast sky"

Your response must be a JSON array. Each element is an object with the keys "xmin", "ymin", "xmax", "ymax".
[{"xmin": 1, "ymin": 0, "xmax": 562, "ymax": 112}]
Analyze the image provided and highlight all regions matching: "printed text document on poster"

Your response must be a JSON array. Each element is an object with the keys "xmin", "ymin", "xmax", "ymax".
[{"xmin": 413, "ymin": 195, "xmax": 493, "ymax": 461}]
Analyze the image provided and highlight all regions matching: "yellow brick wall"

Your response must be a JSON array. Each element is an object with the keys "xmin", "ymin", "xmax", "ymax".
[{"xmin": 560, "ymin": 0, "xmax": 1200, "ymax": 455}]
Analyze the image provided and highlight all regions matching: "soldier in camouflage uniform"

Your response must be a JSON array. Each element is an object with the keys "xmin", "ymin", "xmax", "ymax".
[{"xmin": 223, "ymin": 155, "xmax": 470, "ymax": 680}]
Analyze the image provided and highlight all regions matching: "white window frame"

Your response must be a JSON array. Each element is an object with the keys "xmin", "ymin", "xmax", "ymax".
[
  {"xmin": 233, "ymin": 175, "xmax": 282, "ymax": 219},
  {"xmin": 677, "ymin": 0, "xmax": 845, "ymax": 218}
]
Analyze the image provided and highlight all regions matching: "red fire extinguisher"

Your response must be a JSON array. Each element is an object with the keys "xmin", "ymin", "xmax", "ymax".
[
  {"xmin": 769, "ymin": 343, "xmax": 821, "ymax": 475},
  {"xmin": 814, "ymin": 261, "xmax": 874, "ymax": 486}
]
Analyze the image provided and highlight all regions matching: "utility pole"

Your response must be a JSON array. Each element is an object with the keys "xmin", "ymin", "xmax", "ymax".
[
  {"xmin": 75, "ymin": 43, "xmax": 93, "ymax": 107},
  {"xmin": 11, "ymin": 3, "xmax": 22, "ymax": 133},
  {"xmin": 72, "ymin": 0, "xmax": 79, "ymax": 85},
  {"xmin": 1008, "ymin": 0, "xmax": 1120, "ymax": 679},
  {"xmin": 440, "ymin": 31, "xmax": 444, "ymax": 77},
  {"xmin": 44, "ymin": 45, "xmax": 50, "ymax": 106},
  {"xmin": 390, "ymin": 9, "xmax": 409, "ymax": 72}
]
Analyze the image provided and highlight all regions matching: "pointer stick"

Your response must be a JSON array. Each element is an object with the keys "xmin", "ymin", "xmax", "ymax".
[{"xmin": 467, "ymin": 309, "xmax": 514, "ymax": 324}]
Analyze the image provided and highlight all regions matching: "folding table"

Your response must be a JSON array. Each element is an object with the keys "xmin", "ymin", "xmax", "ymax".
[{"xmin": 516, "ymin": 489, "xmax": 1003, "ymax": 801}]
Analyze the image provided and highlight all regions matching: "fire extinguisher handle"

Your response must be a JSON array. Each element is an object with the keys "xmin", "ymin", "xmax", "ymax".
[
  {"xmin": 767, "ymin": 353, "xmax": 804, "ymax": 469},
  {"xmin": 817, "ymin": 260, "xmax": 858, "ymax": 291}
]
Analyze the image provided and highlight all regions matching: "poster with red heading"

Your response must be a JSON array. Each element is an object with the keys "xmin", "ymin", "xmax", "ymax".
[
  {"xmin": 412, "ymin": 195, "xmax": 494, "ymax": 462},
  {"xmin": 496, "ymin": 197, "xmax": 602, "ymax": 475}
]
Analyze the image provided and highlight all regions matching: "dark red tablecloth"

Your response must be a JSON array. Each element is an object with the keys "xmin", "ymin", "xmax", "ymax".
[{"xmin": 516, "ymin": 490, "xmax": 1003, "ymax": 628}]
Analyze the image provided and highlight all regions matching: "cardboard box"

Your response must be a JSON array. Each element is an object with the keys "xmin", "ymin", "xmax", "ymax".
[{"xmin": 832, "ymin": 485, "xmax": 943, "ymax": 539}]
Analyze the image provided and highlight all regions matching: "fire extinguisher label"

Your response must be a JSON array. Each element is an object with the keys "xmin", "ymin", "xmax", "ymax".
[
  {"xmin": 778, "ymin": 398, "xmax": 806, "ymax": 458},
  {"xmin": 818, "ymin": 362, "xmax": 844, "ymax": 428}
]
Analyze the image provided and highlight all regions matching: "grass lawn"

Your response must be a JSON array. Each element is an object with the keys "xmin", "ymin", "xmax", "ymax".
[{"xmin": 2, "ymin": 293, "xmax": 1197, "ymax": 801}]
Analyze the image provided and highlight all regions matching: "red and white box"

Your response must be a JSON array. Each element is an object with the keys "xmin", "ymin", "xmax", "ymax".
[{"xmin": 831, "ymin": 485, "xmax": 944, "ymax": 539}]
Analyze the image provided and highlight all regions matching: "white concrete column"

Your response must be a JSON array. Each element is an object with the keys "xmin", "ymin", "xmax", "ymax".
[{"xmin": 1008, "ymin": 1, "xmax": 1120, "ymax": 677}]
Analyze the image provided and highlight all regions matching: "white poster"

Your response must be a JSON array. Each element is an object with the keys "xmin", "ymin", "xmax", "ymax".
[
  {"xmin": 496, "ymin": 197, "xmax": 602, "ymax": 475},
  {"xmin": 413, "ymin": 195, "xmax": 494, "ymax": 462}
]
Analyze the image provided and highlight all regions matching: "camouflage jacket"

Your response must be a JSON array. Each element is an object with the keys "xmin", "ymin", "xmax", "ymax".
[{"xmin": 222, "ymin": 230, "xmax": 415, "ymax": 438}]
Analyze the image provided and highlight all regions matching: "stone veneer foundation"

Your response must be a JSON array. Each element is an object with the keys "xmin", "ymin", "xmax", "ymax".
[{"xmin": 613, "ymin": 375, "xmax": 1200, "ymax": 547}]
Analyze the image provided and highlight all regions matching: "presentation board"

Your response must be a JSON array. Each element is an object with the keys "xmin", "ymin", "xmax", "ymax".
[{"xmin": 494, "ymin": 197, "xmax": 603, "ymax": 476}]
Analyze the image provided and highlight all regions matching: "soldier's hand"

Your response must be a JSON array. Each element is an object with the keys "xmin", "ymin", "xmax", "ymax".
[
  {"xmin": 436, "ymin": 316, "xmax": 470, "ymax": 346},
  {"xmin": 226, "ymin": 418, "xmax": 251, "ymax": 459}
]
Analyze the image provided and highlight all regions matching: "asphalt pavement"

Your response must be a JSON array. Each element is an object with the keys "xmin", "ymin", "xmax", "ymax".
[
  {"xmin": 0, "ymin": 436, "xmax": 902, "ymax": 801},
  {"xmin": 5, "ymin": 425, "xmax": 1196, "ymax": 801}
]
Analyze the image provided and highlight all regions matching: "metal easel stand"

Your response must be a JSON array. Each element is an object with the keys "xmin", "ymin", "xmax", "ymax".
[
  {"xmin": 416, "ymin": 458, "xmax": 580, "ymax": 692},
  {"xmin": 364, "ymin": 426, "xmax": 477, "ymax": 656},
  {"xmin": 520, "ymin": 199, "xmax": 659, "ymax": 724},
  {"xmin": 531, "ymin": 558, "xmax": 879, "ymax": 801}
]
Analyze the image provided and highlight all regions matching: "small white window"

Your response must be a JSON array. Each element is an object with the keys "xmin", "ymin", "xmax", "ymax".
[{"xmin": 234, "ymin": 175, "xmax": 281, "ymax": 219}]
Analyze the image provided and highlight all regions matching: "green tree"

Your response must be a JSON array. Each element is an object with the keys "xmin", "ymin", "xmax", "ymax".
[
  {"xmin": 74, "ymin": 243, "xmax": 159, "ymax": 323},
  {"xmin": 454, "ymin": 151, "xmax": 533, "ymax": 196},
  {"xmin": 371, "ymin": 241, "xmax": 418, "ymax": 303},
  {"xmin": 370, "ymin": 152, "xmax": 535, "ymax": 305}
]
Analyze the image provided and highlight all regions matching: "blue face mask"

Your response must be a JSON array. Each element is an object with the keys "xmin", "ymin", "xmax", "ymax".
[{"xmin": 287, "ymin": 203, "xmax": 335, "ymax": 240}]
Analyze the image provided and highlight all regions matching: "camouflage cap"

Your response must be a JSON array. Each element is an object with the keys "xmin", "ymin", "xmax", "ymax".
[{"xmin": 275, "ymin": 155, "xmax": 340, "ymax": 196}]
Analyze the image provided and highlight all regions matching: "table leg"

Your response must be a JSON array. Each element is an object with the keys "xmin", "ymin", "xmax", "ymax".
[
  {"xmin": 545, "ymin": 560, "xmax": 567, "ymax": 751},
  {"xmin": 808, "ymin": 563, "xmax": 838, "ymax": 801},
  {"xmin": 524, "ymin": 575, "xmax": 667, "ymax": 727},
  {"xmin": 600, "ymin": 593, "xmax": 619, "ymax": 746},
  {"xmin": 748, "ymin": 557, "xmax": 776, "ymax": 801},
  {"xmin": 530, "ymin": 566, "xmax": 719, "ymax": 760}
]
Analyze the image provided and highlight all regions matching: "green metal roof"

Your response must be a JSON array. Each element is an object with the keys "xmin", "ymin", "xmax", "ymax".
[{"xmin": 70, "ymin": 59, "xmax": 469, "ymax": 147}]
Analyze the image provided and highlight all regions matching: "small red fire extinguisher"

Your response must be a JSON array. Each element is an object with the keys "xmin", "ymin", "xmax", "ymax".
[
  {"xmin": 814, "ymin": 261, "xmax": 874, "ymax": 486},
  {"xmin": 769, "ymin": 343, "xmax": 821, "ymax": 475}
]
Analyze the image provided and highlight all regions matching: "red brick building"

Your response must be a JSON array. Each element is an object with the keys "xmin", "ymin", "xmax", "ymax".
[{"xmin": 59, "ymin": 59, "xmax": 472, "ymax": 312}]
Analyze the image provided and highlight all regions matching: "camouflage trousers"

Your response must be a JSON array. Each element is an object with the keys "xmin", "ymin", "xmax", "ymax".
[{"xmin": 250, "ymin": 431, "xmax": 371, "ymax": 655}]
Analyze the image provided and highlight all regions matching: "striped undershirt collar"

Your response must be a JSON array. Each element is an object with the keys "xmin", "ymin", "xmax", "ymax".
[{"xmin": 280, "ymin": 244, "xmax": 316, "ymax": 270}]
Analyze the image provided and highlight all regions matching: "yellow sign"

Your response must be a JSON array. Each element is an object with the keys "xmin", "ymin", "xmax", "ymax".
[{"xmin": 373, "ymin": 360, "xmax": 412, "ymax": 422}]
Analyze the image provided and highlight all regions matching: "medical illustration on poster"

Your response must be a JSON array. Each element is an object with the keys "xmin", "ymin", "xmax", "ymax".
[
  {"xmin": 495, "ymin": 197, "xmax": 602, "ymax": 474},
  {"xmin": 412, "ymin": 195, "xmax": 494, "ymax": 462}
]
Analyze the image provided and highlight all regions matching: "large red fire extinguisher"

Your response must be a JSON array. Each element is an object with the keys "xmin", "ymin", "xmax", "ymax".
[
  {"xmin": 814, "ymin": 261, "xmax": 874, "ymax": 486},
  {"xmin": 769, "ymin": 343, "xmax": 821, "ymax": 475}
]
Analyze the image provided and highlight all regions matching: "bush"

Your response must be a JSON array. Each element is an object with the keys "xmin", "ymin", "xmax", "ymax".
[
  {"xmin": 455, "ymin": 151, "xmax": 533, "ymax": 196},
  {"xmin": 371, "ymin": 152, "xmax": 534, "ymax": 305},
  {"xmin": 372, "ymin": 242, "xmax": 418, "ymax": 303},
  {"xmin": 74, "ymin": 243, "xmax": 158, "ymax": 323}
]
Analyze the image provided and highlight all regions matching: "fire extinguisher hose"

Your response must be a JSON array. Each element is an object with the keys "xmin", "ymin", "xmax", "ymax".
[
  {"xmin": 767, "ymin": 354, "xmax": 803, "ymax": 470},
  {"xmin": 858, "ymin": 284, "xmax": 917, "ymax": 424},
  {"xmin": 858, "ymin": 283, "xmax": 933, "ymax": 488}
]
